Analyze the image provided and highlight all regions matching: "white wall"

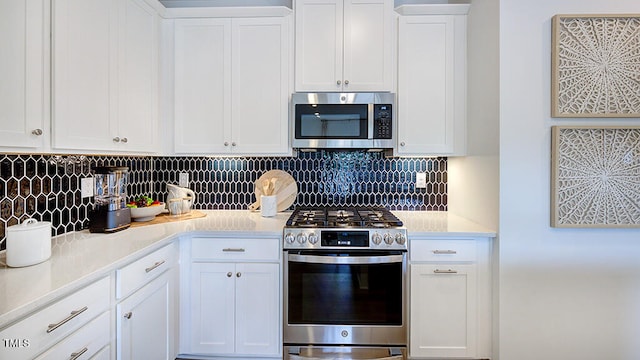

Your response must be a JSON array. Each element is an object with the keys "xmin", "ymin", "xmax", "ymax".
[{"xmin": 499, "ymin": 1, "xmax": 640, "ymax": 359}]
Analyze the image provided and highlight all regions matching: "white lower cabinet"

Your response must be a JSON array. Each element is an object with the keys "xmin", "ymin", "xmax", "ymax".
[
  {"xmin": 117, "ymin": 269, "xmax": 176, "ymax": 360},
  {"xmin": 409, "ymin": 238, "xmax": 491, "ymax": 359},
  {"xmin": 181, "ymin": 237, "xmax": 281, "ymax": 358},
  {"xmin": 35, "ymin": 311, "xmax": 111, "ymax": 360},
  {"xmin": 0, "ymin": 276, "xmax": 111, "ymax": 360},
  {"xmin": 116, "ymin": 243, "xmax": 178, "ymax": 360},
  {"xmin": 410, "ymin": 264, "xmax": 477, "ymax": 358}
]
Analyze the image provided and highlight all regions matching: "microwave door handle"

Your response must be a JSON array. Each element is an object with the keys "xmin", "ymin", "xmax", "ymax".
[
  {"xmin": 288, "ymin": 253, "xmax": 404, "ymax": 265},
  {"xmin": 367, "ymin": 103, "xmax": 374, "ymax": 140}
]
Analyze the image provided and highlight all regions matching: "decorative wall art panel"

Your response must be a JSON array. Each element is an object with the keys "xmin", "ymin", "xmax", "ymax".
[
  {"xmin": 551, "ymin": 14, "xmax": 640, "ymax": 117},
  {"xmin": 551, "ymin": 126, "xmax": 640, "ymax": 227}
]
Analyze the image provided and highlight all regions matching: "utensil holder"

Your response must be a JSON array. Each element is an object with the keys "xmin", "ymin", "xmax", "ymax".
[{"xmin": 260, "ymin": 195, "xmax": 277, "ymax": 217}]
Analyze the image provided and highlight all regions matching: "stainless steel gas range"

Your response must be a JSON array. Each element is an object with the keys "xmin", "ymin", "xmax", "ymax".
[{"xmin": 283, "ymin": 207, "xmax": 408, "ymax": 360}]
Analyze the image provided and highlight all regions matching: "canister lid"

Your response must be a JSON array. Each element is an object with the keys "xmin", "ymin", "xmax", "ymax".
[{"xmin": 7, "ymin": 218, "xmax": 52, "ymax": 232}]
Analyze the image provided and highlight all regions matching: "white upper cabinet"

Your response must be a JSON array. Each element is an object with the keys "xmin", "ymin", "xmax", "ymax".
[
  {"xmin": 52, "ymin": 0, "xmax": 159, "ymax": 153},
  {"xmin": 295, "ymin": 0, "xmax": 393, "ymax": 92},
  {"xmin": 396, "ymin": 8, "xmax": 467, "ymax": 156},
  {"xmin": 0, "ymin": 0, "xmax": 48, "ymax": 150},
  {"xmin": 173, "ymin": 14, "xmax": 291, "ymax": 155},
  {"xmin": 118, "ymin": 0, "xmax": 159, "ymax": 152}
]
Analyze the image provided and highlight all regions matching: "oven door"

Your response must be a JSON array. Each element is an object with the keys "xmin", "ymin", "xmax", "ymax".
[
  {"xmin": 284, "ymin": 250, "xmax": 407, "ymax": 346},
  {"xmin": 285, "ymin": 345, "xmax": 406, "ymax": 360}
]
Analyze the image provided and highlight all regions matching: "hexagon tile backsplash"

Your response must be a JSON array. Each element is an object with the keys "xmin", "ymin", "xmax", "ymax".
[{"xmin": 0, "ymin": 151, "xmax": 447, "ymax": 250}]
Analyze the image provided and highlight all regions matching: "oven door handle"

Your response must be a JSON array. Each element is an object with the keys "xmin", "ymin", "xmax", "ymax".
[{"xmin": 288, "ymin": 253, "xmax": 404, "ymax": 265}]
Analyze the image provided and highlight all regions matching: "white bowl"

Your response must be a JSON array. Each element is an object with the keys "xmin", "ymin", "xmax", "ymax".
[{"xmin": 130, "ymin": 203, "xmax": 165, "ymax": 222}]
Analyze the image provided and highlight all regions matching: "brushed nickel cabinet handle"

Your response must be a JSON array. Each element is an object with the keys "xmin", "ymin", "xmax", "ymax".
[
  {"xmin": 434, "ymin": 269, "xmax": 458, "ymax": 274},
  {"xmin": 124, "ymin": 311, "xmax": 132, "ymax": 319},
  {"xmin": 432, "ymin": 250, "xmax": 457, "ymax": 255},
  {"xmin": 47, "ymin": 306, "xmax": 88, "ymax": 333},
  {"xmin": 222, "ymin": 248, "xmax": 245, "ymax": 252},
  {"xmin": 70, "ymin": 347, "xmax": 88, "ymax": 360},
  {"xmin": 32, "ymin": 129, "xmax": 43, "ymax": 136},
  {"xmin": 145, "ymin": 260, "xmax": 166, "ymax": 273}
]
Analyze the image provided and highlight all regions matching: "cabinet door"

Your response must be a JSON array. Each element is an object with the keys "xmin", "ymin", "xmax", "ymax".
[
  {"xmin": 343, "ymin": 0, "xmax": 393, "ymax": 91},
  {"xmin": 294, "ymin": 0, "xmax": 343, "ymax": 91},
  {"xmin": 410, "ymin": 264, "xmax": 477, "ymax": 358},
  {"xmin": 174, "ymin": 18, "xmax": 232, "ymax": 153},
  {"xmin": 397, "ymin": 15, "xmax": 466, "ymax": 155},
  {"xmin": 118, "ymin": 0, "xmax": 158, "ymax": 152},
  {"xmin": 0, "ymin": 0, "xmax": 46, "ymax": 149},
  {"xmin": 231, "ymin": 17, "xmax": 291, "ymax": 155},
  {"xmin": 234, "ymin": 263, "xmax": 280, "ymax": 356},
  {"xmin": 52, "ymin": 0, "xmax": 119, "ymax": 151},
  {"xmin": 117, "ymin": 269, "xmax": 174, "ymax": 360},
  {"xmin": 189, "ymin": 262, "xmax": 236, "ymax": 355}
]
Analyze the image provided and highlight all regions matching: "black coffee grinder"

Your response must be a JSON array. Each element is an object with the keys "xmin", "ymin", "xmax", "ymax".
[{"xmin": 89, "ymin": 166, "xmax": 131, "ymax": 233}]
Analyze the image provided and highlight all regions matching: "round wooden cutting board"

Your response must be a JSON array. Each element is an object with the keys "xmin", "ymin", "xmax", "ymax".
[{"xmin": 248, "ymin": 170, "xmax": 297, "ymax": 212}]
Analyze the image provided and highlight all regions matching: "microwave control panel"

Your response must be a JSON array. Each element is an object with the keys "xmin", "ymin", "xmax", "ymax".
[{"xmin": 373, "ymin": 104, "xmax": 393, "ymax": 139}]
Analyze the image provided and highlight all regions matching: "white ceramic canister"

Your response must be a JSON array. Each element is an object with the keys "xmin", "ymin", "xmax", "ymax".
[{"xmin": 6, "ymin": 219, "xmax": 52, "ymax": 267}]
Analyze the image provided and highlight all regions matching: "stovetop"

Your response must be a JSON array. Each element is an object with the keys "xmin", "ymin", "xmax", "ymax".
[
  {"xmin": 285, "ymin": 207, "xmax": 403, "ymax": 229},
  {"xmin": 284, "ymin": 207, "xmax": 407, "ymax": 250}
]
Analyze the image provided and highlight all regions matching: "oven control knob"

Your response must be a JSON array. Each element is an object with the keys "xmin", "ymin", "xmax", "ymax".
[
  {"xmin": 383, "ymin": 233, "xmax": 394, "ymax": 245},
  {"xmin": 285, "ymin": 233, "xmax": 296, "ymax": 244},
  {"xmin": 395, "ymin": 233, "xmax": 406, "ymax": 245},
  {"xmin": 308, "ymin": 233, "xmax": 319, "ymax": 244},
  {"xmin": 296, "ymin": 233, "xmax": 307, "ymax": 244},
  {"xmin": 372, "ymin": 233, "xmax": 382, "ymax": 245}
]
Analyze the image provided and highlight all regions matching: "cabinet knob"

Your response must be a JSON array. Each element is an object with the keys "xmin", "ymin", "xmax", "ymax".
[
  {"xmin": 227, "ymin": 272, "xmax": 233, "ymax": 277},
  {"xmin": 231, "ymin": 142, "xmax": 236, "ymax": 147},
  {"xmin": 224, "ymin": 142, "xmax": 229, "ymax": 146},
  {"xmin": 400, "ymin": 142, "xmax": 406, "ymax": 147},
  {"xmin": 344, "ymin": 80, "xmax": 349, "ymax": 85},
  {"xmin": 121, "ymin": 137, "xmax": 128, "ymax": 143},
  {"xmin": 124, "ymin": 312, "xmax": 133, "ymax": 319},
  {"xmin": 336, "ymin": 80, "xmax": 342, "ymax": 85},
  {"xmin": 236, "ymin": 272, "xmax": 242, "ymax": 278},
  {"xmin": 113, "ymin": 137, "xmax": 121, "ymax": 143},
  {"xmin": 31, "ymin": 129, "xmax": 43, "ymax": 136}
]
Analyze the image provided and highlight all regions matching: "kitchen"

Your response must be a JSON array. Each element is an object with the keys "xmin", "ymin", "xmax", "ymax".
[{"xmin": 1, "ymin": 0, "xmax": 640, "ymax": 360}]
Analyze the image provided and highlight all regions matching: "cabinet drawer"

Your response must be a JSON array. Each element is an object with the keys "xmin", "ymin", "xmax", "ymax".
[
  {"xmin": 0, "ymin": 276, "xmax": 110, "ymax": 360},
  {"xmin": 35, "ymin": 311, "xmax": 110, "ymax": 360},
  {"xmin": 191, "ymin": 237, "xmax": 280, "ymax": 261},
  {"xmin": 410, "ymin": 239, "xmax": 477, "ymax": 262},
  {"xmin": 116, "ymin": 243, "xmax": 177, "ymax": 299}
]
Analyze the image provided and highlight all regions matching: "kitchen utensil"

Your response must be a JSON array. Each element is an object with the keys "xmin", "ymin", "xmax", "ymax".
[
  {"xmin": 248, "ymin": 170, "xmax": 297, "ymax": 212},
  {"xmin": 166, "ymin": 184, "xmax": 197, "ymax": 211},
  {"xmin": 6, "ymin": 219, "xmax": 52, "ymax": 267}
]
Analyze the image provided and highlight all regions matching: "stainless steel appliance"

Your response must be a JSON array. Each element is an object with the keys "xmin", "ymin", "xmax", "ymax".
[
  {"xmin": 283, "ymin": 207, "xmax": 407, "ymax": 360},
  {"xmin": 292, "ymin": 93, "xmax": 395, "ymax": 150},
  {"xmin": 88, "ymin": 166, "xmax": 131, "ymax": 233}
]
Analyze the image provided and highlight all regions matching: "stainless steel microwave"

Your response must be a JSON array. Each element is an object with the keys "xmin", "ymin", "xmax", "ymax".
[{"xmin": 291, "ymin": 93, "xmax": 395, "ymax": 150}]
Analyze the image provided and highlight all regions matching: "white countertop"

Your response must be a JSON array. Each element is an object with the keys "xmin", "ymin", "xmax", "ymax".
[{"xmin": 0, "ymin": 210, "xmax": 494, "ymax": 328}]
